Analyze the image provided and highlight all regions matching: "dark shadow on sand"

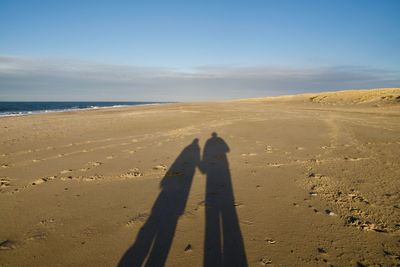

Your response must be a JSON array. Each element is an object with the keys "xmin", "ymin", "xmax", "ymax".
[
  {"xmin": 200, "ymin": 132, "xmax": 248, "ymax": 267},
  {"xmin": 118, "ymin": 139, "xmax": 200, "ymax": 267}
]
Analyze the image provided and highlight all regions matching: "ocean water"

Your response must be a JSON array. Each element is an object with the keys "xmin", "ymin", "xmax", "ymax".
[{"xmin": 0, "ymin": 102, "xmax": 166, "ymax": 117}]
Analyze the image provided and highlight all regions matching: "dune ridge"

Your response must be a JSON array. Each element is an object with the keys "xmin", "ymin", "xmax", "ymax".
[{"xmin": 241, "ymin": 88, "xmax": 400, "ymax": 105}]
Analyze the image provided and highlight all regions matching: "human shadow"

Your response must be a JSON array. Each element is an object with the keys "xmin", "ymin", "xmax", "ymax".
[
  {"xmin": 200, "ymin": 132, "xmax": 248, "ymax": 267},
  {"xmin": 118, "ymin": 138, "xmax": 200, "ymax": 267}
]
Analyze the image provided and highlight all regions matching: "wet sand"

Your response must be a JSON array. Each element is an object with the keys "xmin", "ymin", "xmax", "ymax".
[{"xmin": 0, "ymin": 88, "xmax": 399, "ymax": 266}]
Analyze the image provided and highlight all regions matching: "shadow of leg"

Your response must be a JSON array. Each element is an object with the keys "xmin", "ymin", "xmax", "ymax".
[
  {"xmin": 118, "ymin": 139, "xmax": 200, "ymax": 267},
  {"xmin": 118, "ymin": 216, "xmax": 158, "ymax": 267},
  {"xmin": 204, "ymin": 203, "xmax": 222, "ymax": 266},
  {"xmin": 145, "ymin": 214, "xmax": 178, "ymax": 267}
]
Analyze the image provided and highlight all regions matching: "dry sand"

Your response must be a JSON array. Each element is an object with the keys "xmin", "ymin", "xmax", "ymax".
[{"xmin": 0, "ymin": 88, "xmax": 399, "ymax": 266}]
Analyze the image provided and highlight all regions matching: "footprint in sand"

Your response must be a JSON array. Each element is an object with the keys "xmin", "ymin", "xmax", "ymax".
[
  {"xmin": 234, "ymin": 202, "xmax": 244, "ymax": 207},
  {"xmin": 267, "ymin": 163, "xmax": 284, "ymax": 167},
  {"xmin": 25, "ymin": 229, "xmax": 47, "ymax": 241},
  {"xmin": 39, "ymin": 218, "xmax": 56, "ymax": 225},
  {"xmin": 308, "ymin": 205, "xmax": 319, "ymax": 213},
  {"xmin": 125, "ymin": 213, "xmax": 149, "ymax": 226},
  {"xmin": 32, "ymin": 176, "xmax": 56, "ymax": 185},
  {"xmin": 106, "ymin": 155, "xmax": 114, "ymax": 159},
  {"xmin": 184, "ymin": 244, "xmax": 192, "ymax": 252},
  {"xmin": 82, "ymin": 175, "xmax": 103, "ymax": 182},
  {"xmin": 60, "ymin": 176, "xmax": 75, "ymax": 181},
  {"xmin": 265, "ymin": 145, "xmax": 273, "ymax": 153},
  {"xmin": 60, "ymin": 169, "xmax": 72, "ymax": 174},
  {"xmin": 79, "ymin": 167, "xmax": 90, "ymax": 172},
  {"xmin": 1, "ymin": 164, "xmax": 10, "ymax": 169},
  {"xmin": 0, "ymin": 239, "xmax": 17, "ymax": 250},
  {"xmin": 308, "ymin": 173, "xmax": 325, "ymax": 178},
  {"xmin": 120, "ymin": 168, "xmax": 144, "ymax": 179},
  {"xmin": 324, "ymin": 209, "xmax": 337, "ymax": 216},
  {"xmin": 1, "ymin": 177, "xmax": 11, "ymax": 188},
  {"xmin": 152, "ymin": 164, "xmax": 167, "ymax": 171},
  {"xmin": 259, "ymin": 256, "xmax": 272, "ymax": 265},
  {"xmin": 344, "ymin": 157, "xmax": 368, "ymax": 161},
  {"xmin": 309, "ymin": 192, "xmax": 318, "ymax": 197},
  {"xmin": 308, "ymin": 158, "xmax": 322, "ymax": 164},
  {"xmin": 60, "ymin": 175, "xmax": 102, "ymax": 182},
  {"xmin": 194, "ymin": 200, "xmax": 206, "ymax": 211},
  {"xmin": 32, "ymin": 178, "xmax": 46, "ymax": 185},
  {"xmin": 89, "ymin": 161, "xmax": 103, "ymax": 167},
  {"xmin": 264, "ymin": 238, "xmax": 276, "ymax": 244},
  {"xmin": 241, "ymin": 153, "xmax": 257, "ymax": 156}
]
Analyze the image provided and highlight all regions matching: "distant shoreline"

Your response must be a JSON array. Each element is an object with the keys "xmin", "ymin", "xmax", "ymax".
[{"xmin": 0, "ymin": 101, "xmax": 171, "ymax": 117}]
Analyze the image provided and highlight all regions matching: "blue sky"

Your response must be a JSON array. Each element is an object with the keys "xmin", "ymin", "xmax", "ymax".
[{"xmin": 0, "ymin": 0, "xmax": 399, "ymax": 100}]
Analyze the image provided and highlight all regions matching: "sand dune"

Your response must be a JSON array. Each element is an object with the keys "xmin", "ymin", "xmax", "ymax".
[
  {"xmin": 0, "ymin": 88, "xmax": 399, "ymax": 266},
  {"xmin": 246, "ymin": 88, "xmax": 400, "ymax": 105}
]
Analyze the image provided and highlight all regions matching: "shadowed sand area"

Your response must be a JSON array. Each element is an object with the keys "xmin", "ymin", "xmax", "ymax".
[{"xmin": 0, "ymin": 88, "xmax": 399, "ymax": 266}]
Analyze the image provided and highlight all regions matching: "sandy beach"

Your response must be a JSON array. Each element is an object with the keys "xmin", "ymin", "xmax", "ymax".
[{"xmin": 1, "ymin": 88, "xmax": 399, "ymax": 266}]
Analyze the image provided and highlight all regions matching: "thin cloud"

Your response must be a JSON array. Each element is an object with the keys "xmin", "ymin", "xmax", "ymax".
[{"xmin": 0, "ymin": 55, "xmax": 399, "ymax": 101}]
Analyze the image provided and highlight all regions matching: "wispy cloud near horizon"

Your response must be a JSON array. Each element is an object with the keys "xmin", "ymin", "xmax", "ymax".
[{"xmin": 0, "ymin": 55, "xmax": 399, "ymax": 101}]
